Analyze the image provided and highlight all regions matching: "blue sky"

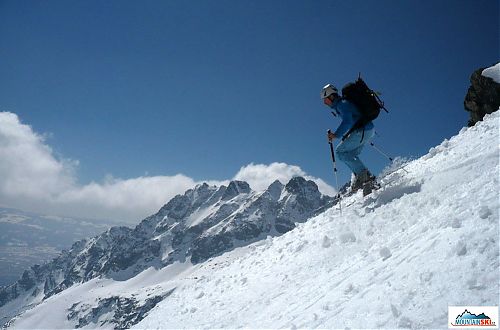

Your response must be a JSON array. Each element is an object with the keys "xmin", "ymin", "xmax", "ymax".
[{"xmin": 0, "ymin": 0, "xmax": 498, "ymax": 221}]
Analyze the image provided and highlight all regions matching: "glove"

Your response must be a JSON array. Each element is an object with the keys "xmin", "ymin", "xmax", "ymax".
[{"xmin": 327, "ymin": 130, "xmax": 336, "ymax": 142}]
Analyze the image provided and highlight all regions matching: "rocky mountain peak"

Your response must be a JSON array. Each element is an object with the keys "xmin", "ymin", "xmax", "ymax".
[
  {"xmin": 464, "ymin": 65, "xmax": 500, "ymax": 126},
  {"xmin": 264, "ymin": 180, "xmax": 284, "ymax": 201},
  {"xmin": 221, "ymin": 180, "xmax": 251, "ymax": 200},
  {"xmin": 285, "ymin": 176, "xmax": 321, "ymax": 198}
]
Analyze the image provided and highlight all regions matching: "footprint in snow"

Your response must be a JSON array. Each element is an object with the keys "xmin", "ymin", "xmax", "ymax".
[
  {"xmin": 451, "ymin": 218, "xmax": 462, "ymax": 228},
  {"xmin": 339, "ymin": 231, "xmax": 356, "ymax": 243},
  {"xmin": 478, "ymin": 206, "xmax": 492, "ymax": 219},
  {"xmin": 455, "ymin": 241, "xmax": 467, "ymax": 256},
  {"xmin": 380, "ymin": 247, "xmax": 392, "ymax": 260},
  {"xmin": 344, "ymin": 283, "xmax": 358, "ymax": 295},
  {"xmin": 322, "ymin": 235, "xmax": 332, "ymax": 248}
]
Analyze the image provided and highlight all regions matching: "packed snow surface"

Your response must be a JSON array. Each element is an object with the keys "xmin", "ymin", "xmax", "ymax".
[
  {"xmin": 482, "ymin": 62, "xmax": 500, "ymax": 83},
  {"xmin": 137, "ymin": 112, "xmax": 500, "ymax": 329},
  {"xmin": 7, "ymin": 112, "xmax": 500, "ymax": 329}
]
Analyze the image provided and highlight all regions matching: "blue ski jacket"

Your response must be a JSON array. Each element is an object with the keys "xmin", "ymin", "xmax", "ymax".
[{"xmin": 330, "ymin": 98, "xmax": 374, "ymax": 138}]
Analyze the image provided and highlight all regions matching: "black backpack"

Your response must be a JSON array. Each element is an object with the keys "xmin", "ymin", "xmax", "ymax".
[{"xmin": 341, "ymin": 76, "xmax": 388, "ymax": 139}]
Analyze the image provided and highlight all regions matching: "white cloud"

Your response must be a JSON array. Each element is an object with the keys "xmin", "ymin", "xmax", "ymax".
[
  {"xmin": 54, "ymin": 175, "xmax": 198, "ymax": 222},
  {"xmin": 0, "ymin": 112, "xmax": 197, "ymax": 223},
  {"xmin": 0, "ymin": 112, "xmax": 335, "ymax": 224},
  {"xmin": 233, "ymin": 162, "xmax": 336, "ymax": 196},
  {"xmin": 0, "ymin": 112, "xmax": 77, "ymax": 199}
]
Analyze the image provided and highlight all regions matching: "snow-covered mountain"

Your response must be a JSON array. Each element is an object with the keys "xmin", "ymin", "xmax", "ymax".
[
  {"xmin": 0, "ymin": 177, "xmax": 332, "ymax": 328},
  {"xmin": 2, "ymin": 111, "xmax": 499, "ymax": 329}
]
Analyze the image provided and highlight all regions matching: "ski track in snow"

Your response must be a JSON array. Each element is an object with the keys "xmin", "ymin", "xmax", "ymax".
[{"xmin": 7, "ymin": 112, "xmax": 500, "ymax": 329}]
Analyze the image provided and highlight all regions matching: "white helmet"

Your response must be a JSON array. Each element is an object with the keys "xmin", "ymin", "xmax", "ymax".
[{"xmin": 320, "ymin": 84, "xmax": 338, "ymax": 99}]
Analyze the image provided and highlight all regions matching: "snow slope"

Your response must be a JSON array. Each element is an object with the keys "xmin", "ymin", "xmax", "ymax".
[
  {"xmin": 7, "ymin": 112, "xmax": 499, "ymax": 329},
  {"xmin": 136, "ymin": 112, "xmax": 499, "ymax": 329}
]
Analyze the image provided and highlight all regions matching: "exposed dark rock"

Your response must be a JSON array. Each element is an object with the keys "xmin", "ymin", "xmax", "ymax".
[
  {"xmin": 221, "ymin": 180, "xmax": 251, "ymax": 200},
  {"xmin": 275, "ymin": 217, "xmax": 296, "ymax": 234},
  {"xmin": 464, "ymin": 66, "xmax": 500, "ymax": 126},
  {"xmin": 18, "ymin": 271, "xmax": 35, "ymax": 291},
  {"xmin": 67, "ymin": 289, "xmax": 174, "ymax": 329},
  {"xmin": 190, "ymin": 234, "xmax": 234, "ymax": 264}
]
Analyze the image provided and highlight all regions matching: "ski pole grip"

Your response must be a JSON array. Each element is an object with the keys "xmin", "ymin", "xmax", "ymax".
[{"xmin": 328, "ymin": 135, "xmax": 336, "ymax": 164}]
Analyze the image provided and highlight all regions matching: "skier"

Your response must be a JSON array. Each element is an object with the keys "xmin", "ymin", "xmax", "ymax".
[{"xmin": 321, "ymin": 83, "xmax": 377, "ymax": 194}]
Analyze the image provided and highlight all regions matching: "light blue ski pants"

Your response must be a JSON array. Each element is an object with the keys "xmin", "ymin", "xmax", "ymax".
[{"xmin": 336, "ymin": 128, "xmax": 375, "ymax": 175}]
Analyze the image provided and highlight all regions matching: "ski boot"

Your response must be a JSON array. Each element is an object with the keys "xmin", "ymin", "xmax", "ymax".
[{"xmin": 351, "ymin": 169, "xmax": 378, "ymax": 196}]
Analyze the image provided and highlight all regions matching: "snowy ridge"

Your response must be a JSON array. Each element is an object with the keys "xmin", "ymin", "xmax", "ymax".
[
  {"xmin": 1, "ymin": 177, "xmax": 332, "ymax": 328},
  {"xmin": 4, "ymin": 112, "xmax": 500, "ymax": 329}
]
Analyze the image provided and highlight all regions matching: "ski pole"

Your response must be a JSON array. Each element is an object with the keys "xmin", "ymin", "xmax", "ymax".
[
  {"xmin": 369, "ymin": 142, "xmax": 393, "ymax": 161},
  {"xmin": 327, "ymin": 130, "xmax": 342, "ymax": 215},
  {"xmin": 369, "ymin": 142, "xmax": 409, "ymax": 173}
]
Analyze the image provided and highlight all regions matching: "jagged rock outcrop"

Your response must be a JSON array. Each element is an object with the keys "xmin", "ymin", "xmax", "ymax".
[
  {"xmin": 0, "ymin": 177, "xmax": 333, "ymax": 328},
  {"xmin": 464, "ymin": 66, "xmax": 500, "ymax": 126},
  {"xmin": 65, "ymin": 290, "xmax": 174, "ymax": 329}
]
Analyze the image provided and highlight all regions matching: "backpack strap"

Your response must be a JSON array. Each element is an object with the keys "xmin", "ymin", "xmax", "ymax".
[{"xmin": 341, "ymin": 119, "xmax": 368, "ymax": 141}]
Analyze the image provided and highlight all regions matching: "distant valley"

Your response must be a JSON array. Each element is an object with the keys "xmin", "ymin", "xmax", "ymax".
[{"xmin": 0, "ymin": 208, "xmax": 121, "ymax": 287}]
